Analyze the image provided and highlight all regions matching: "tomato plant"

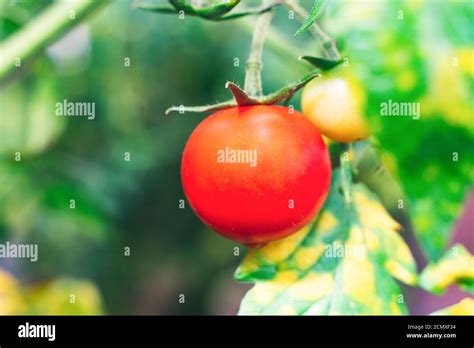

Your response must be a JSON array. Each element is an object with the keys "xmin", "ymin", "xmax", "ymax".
[
  {"xmin": 182, "ymin": 105, "xmax": 331, "ymax": 245},
  {"xmin": 141, "ymin": 0, "xmax": 472, "ymax": 316}
]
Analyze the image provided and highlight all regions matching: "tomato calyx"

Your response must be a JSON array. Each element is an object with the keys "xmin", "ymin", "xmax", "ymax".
[{"xmin": 165, "ymin": 71, "xmax": 320, "ymax": 115}]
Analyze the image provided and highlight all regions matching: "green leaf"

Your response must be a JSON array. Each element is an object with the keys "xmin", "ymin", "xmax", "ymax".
[
  {"xmin": 169, "ymin": 0, "xmax": 240, "ymax": 19},
  {"xmin": 295, "ymin": 0, "xmax": 325, "ymax": 37},
  {"xmin": 300, "ymin": 56, "xmax": 343, "ymax": 71},
  {"xmin": 136, "ymin": 0, "xmax": 279, "ymax": 21},
  {"xmin": 212, "ymin": 2, "xmax": 280, "ymax": 21},
  {"xmin": 419, "ymin": 244, "xmax": 474, "ymax": 295},
  {"xmin": 136, "ymin": 0, "xmax": 240, "ymax": 19},
  {"xmin": 430, "ymin": 298, "xmax": 474, "ymax": 315},
  {"xmin": 133, "ymin": 3, "xmax": 177, "ymax": 14},
  {"xmin": 235, "ymin": 169, "xmax": 417, "ymax": 315}
]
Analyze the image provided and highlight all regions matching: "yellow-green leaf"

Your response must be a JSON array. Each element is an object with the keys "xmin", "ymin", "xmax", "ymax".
[
  {"xmin": 0, "ymin": 268, "xmax": 104, "ymax": 315},
  {"xmin": 295, "ymin": 0, "xmax": 326, "ymax": 37},
  {"xmin": 236, "ymin": 170, "xmax": 417, "ymax": 315},
  {"xmin": 419, "ymin": 244, "xmax": 474, "ymax": 295},
  {"xmin": 27, "ymin": 278, "xmax": 104, "ymax": 315},
  {"xmin": 431, "ymin": 298, "xmax": 474, "ymax": 315}
]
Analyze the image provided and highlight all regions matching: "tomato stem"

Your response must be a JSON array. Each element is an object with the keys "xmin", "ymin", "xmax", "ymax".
[
  {"xmin": 284, "ymin": 0, "xmax": 340, "ymax": 60},
  {"xmin": 339, "ymin": 143, "xmax": 353, "ymax": 204},
  {"xmin": 244, "ymin": 0, "xmax": 275, "ymax": 97}
]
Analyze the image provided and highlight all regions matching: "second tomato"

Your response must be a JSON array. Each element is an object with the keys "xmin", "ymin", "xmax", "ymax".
[{"xmin": 301, "ymin": 75, "xmax": 370, "ymax": 143}]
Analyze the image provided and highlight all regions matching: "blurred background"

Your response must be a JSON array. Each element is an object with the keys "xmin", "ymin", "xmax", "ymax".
[{"xmin": 0, "ymin": 0, "xmax": 472, "ymax": 315}]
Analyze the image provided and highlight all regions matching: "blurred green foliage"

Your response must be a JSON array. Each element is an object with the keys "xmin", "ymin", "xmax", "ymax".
[
  {"xmin": 325, "ymin": 0, "xmax": 474, "ymax": 260},
  {"xmin": 0, "ymin": 268, "xmax": 103, "ymax": 314}
]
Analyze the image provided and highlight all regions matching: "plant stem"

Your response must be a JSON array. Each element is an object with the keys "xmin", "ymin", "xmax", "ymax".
[
  {"xmin": 238, "ymin": 18, "xmax": 306, "ymax": 70},
  {"xmin": 244, "ymin": 0, "xmax": 275, "ymax": 97},
  {"xmin": 340, "ymin": 143, "xmax": 353, "ymax": 204},
  {"xmin": 284, "ymin": 0, "xmax": 340, "ymax": 60},
  {"xmin": 0, "ymin": 0, "xmax": 108, "ymax": 81}
]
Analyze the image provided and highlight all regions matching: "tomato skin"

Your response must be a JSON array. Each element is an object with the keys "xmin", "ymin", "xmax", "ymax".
[
  {"xmin": 301, "ymin": 76, "xmax": 369, "ymax": 142},
  {"xmin": 181, "ymin": 105, "xmax": 331, "ymax": 245}
]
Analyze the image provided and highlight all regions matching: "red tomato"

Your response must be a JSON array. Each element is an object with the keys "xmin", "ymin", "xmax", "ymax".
[{"xmin": 182, "ymin": 105, "xmax": 331, "ymax": 246}]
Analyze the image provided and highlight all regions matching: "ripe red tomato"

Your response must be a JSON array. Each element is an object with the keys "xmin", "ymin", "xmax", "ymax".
[{"xmin": 182, "ymin": 105, "xmax": 331, "ymax": 246}]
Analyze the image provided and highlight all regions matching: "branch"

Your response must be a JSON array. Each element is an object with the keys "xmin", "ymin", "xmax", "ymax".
[
  {"xmin": 0, "ymin": 0, "xmax": 108, "ymax": 81},
  {"xmin": 237, "ymin": 18, "xmax": 305, "ymax": 70},
  {"xmin": 340, "ymin": 143, "xmax": 353, "ymax": 204},
  {"xmin": 244, "ymin": 0, "xmax": 275, "ymax": 96},
  {"xmin": 284, "ymin": 0, "xmax": 340, "ymax": 60}
]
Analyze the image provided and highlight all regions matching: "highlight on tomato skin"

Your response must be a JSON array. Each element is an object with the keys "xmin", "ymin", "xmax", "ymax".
[{"xmin": 181, "ymin": 105, "xmax": 332, "ymax": 246}]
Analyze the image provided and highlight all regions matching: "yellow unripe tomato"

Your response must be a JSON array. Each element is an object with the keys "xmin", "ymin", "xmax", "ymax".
[{"xmin": 301, "ymin": 75, "xmax": 370, "ymax": 142}]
